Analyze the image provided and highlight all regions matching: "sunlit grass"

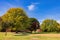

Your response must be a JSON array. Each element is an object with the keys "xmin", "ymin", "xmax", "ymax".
[{"xmin": 0, "ymin": 32, "xmax": 60, "ymax": 40}]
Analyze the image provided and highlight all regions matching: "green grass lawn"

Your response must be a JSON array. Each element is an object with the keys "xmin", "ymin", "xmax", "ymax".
[{"xmin": 0, "ymin": 32, "xmax": 60, "ymax": 40}]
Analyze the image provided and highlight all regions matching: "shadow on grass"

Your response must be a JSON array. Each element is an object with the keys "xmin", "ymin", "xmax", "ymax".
[
  {"xmin": 32, "ymin": 32, "xmax": 60, "ymax": 34},
  {"xmin": 14, "ymin": 32, "xmax": 60, "ymax": 36},
  {"xmin": 14, "ymin": 32, "xmax": 31, "ymax": 36}
]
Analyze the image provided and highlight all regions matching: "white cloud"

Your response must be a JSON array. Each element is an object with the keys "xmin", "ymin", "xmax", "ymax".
[
  {"xmin": 27, "ymin": 3, "xmax": 40, "ymax": 11},
  {"xmin": 27, "ymin": 4, "xmax": 35, "ymax": 11},
  {"xmin": 57, "ymin": 20, "xmax": 60, "ymax": 24}
]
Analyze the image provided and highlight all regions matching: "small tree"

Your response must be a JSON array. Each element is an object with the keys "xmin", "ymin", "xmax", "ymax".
[
  {"xmin": 41, "ymin": 19, "xmax": 59, "ymax": 32},
  {"xmin": 27, "ymin": 18, "xmax": 40, "ymax": 33}
]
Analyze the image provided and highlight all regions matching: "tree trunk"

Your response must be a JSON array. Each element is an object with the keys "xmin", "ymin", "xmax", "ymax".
[{"xmin": 5, "ymin": 29, "xmax": 7, "ymax": 36}]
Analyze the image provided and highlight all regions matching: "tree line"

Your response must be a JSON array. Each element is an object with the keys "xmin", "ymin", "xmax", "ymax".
[
  {"xmin": 0, "ymin": 8, "xmax": 60, "ymax": 33},
  {"xmin": 0, "ymin": 8, "xmax": 40, "ymax": 33}
]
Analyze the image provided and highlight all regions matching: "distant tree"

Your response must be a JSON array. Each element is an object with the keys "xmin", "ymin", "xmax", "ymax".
[
  {"xmin": 27, "ymin": 18, "xmax": 40, "ymax": 33},
  {"xmin": 41, "ymin": 19, "xmax": 59, "ymax": 32},
  {"xmin": 57, "ymin": 24, "xmax": 60, "ymax": 32}
]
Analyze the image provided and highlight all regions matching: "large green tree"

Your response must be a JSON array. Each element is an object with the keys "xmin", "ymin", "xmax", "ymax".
[
  {"xmin": 41, "ymin": 19, "xmax": 59, "ymax": 32},
  {"xmin": 2, "ymin": 8, "xmax": 29, "ymax": 32}
]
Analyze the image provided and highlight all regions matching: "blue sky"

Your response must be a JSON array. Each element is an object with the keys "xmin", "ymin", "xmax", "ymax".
[{"xmin": 0, "ymin": 0, "xmax": 60, "ymax": 23}]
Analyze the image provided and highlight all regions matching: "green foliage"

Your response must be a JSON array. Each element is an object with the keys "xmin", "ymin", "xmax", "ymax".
[
  {"xmin": 0, "ymin": 8, "xmax": 41, "ymax": 32},
  {"xmin": 2, "ymin": 8, "xmax": 29, "ymax": 31},
  {"xmin": 0, "ymin": 17, "xmax": 3, "ymax": 31},
  {"xmin": 41, "ymin": 19, "xmax": 59, "ymax": 32},
  {"xmin": 1, "ymin": 7, "xmax": 60, "ymax": 33},
  {"xmin": 27, "ymin": 18, "xmax": 40, "ymax": 33}
]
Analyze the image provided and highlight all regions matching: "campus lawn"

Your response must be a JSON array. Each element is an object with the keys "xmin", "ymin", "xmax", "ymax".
[{"xmin": 0, "ymin": 32, "xmax": 60, "ymax": 40}]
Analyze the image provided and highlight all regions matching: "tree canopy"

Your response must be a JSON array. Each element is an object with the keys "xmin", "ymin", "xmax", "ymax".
[
  {"xmin": 41, "ymin": 19, "xmax": 59, "ymax": 32},
  {"xmin": 1, "ymin": 8, "xmax": 29, "ymax": 32},
  {"xmin": 27, "ymin": 18, "xmax": 40, "ymax": 33},
  {"xmin": 1, "ymin": 8, "xmax": 60, "ymax": 33}
]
